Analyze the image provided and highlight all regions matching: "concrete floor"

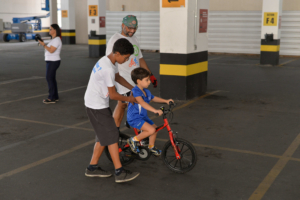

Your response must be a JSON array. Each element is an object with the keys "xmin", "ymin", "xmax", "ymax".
[{"xmin": 0, "ymin": 41, "xmax": 300, "ymax": 200}]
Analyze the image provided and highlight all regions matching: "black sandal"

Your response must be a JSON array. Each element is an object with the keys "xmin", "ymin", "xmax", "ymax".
[{"xmin": 43, "ymin": 99, "xmax": 56, "ymax": 104}]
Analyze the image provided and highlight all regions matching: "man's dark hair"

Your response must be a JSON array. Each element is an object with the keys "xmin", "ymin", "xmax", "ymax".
[
  {"xmin": 131, "ymin": 68, "xmax": 150, "ymax": 84},
  {"xmin": 113, "ymin": 38, "xmax": 134, "ymax": 55}
]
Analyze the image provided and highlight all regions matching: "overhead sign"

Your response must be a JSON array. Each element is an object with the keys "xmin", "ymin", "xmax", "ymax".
[
  {"xmin": 62, "ymin": 10, "xmax": 68, "ymax": 18},
  {"xmin": 199, "ymin": 9, "xmax": 208, "ymax": 33},
  {"xmin": 89, "ymin": 5, "xmax": 98, "ymax": 16},
  {"xmin": 263, "ymin": 12, "xmax": 278, "ymax": 26},
  {"xmin": 162, "ymin": 0, "xmax": 185, "ymax": 8}
]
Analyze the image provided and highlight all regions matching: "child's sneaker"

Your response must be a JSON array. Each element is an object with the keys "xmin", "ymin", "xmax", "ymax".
[
  {"xmin": 149, "ymin": 146, "xmax": 161, "ymax": 156},
  {"xmin": 127, "ymin": 137, "xmax": 140, "ymax": 154}
]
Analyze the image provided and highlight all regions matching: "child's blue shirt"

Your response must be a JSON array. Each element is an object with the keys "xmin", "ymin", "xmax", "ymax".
[{"xmin": 127, "ymin": 86, "xmax": 155, "ymax": 121}]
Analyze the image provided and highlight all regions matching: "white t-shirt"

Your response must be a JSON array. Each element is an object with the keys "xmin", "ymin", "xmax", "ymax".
[
  {"xmin": 84, "ymin": 56, "xmax": 119, "ymax": 109},
  {"xmin": 45, "ymin": 37, "xmax": 62, "ymax": 61},
  {"xmin": 106, "ymin": 32, "xmax": 143, "ymax": 94}
]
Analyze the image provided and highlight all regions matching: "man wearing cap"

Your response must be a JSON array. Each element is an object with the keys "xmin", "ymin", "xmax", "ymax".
[{"xmin": 105, "ymin": 15, "xmax": 158, "ymax": 130}]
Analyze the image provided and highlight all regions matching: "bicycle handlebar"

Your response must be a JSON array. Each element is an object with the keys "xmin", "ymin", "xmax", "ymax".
[{"xmin": 155, "ymin": 101, "xmax": 176, "ymax": 116}]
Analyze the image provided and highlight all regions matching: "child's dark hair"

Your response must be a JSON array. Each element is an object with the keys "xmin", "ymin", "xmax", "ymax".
[
  {"xmin": 131, "ymin": 68, "xmax": 150, "ymax": 84},
  {"xmin": 113, "ymin": 38, "xmax": 134, "ymax": 55}
]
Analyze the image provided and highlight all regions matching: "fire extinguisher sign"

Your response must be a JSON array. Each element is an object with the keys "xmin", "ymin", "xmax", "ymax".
[{"xmin": 199, "ymin": 9, "xmax": 208, "ymax": 33}]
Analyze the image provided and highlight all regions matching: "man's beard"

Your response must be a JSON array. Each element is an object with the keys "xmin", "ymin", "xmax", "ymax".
[{"xmin": 124, "ymin": 28, "xmax": 135, "ymax": 37}]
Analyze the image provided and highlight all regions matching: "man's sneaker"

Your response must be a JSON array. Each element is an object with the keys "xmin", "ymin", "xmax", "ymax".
[
  {"xmin": 127, "ymin": 137, "xmax": 140, "ymax": 154},
  {"xmin": 115, "ymin": 169, "xmax": 140, "ymax": 183},
  {"xmin": 85, "ymin": 167, "xmax": 112, "ymax": 178},
  {"xmin": 149, "ymin": 146, "xmax": 162, "ymax": 156}
]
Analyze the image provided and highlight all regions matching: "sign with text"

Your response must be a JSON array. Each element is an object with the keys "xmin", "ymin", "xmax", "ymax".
[
  {"xmin": 100, "ymin": 17, "xmax": 105, "ymax": 27},
  {"xmin": 263, "ymin": 12, "xmax": 278, "ymax": 26},
  {"xmin": 62, "ymin": 10, "xmax": 68, "ymax": 18},
  {"xmin": 89, "ymin": 5, "xmax": 98, "ymax": 16},
  {"xmin": 162, "ymin": 0, "xmax": 185, "ymax": 8},
  {"xmin": 199, "ymin": 9, "xmax": 208, "ymax": 33}
]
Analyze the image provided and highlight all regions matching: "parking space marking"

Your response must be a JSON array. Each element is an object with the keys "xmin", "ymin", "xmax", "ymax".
[
  {"xmin": 0, "ymin": 91, "xmax": 220, "ymax": 180},
  {"xmin": 0, "ymin": 120, "xmax": 90, "ymax": 152},
  {"xmin": 4, "ymin": 89, "xmax": 300, "ymax": 184},
  {"xmin": 210, "ymin": 63, "xmax": 255, "ymax": 66},
  {"xmin": 0, "ymin": 140, "xmax": 95, "ymax": 181},
  {"xmin": 278, "ymin": 58, "xmax": 299, "ymax": 67},
  {"xmin": 248, "ymin": 132, "xmax": 300, "ymax": 200},
  {"xmin": 0, "ymin": 85, "xmax": 86, "ymax": 106},
  {"xmin": 0, "ymin": 76, "xmax": 44, "ymax": 85},
  {"xmin": 0, "ymin": 116, "xmax": 93, "ymax": 131},
  {"xmin": 208, "ymin": 57, "xmax": 223, "ymax": 61}
]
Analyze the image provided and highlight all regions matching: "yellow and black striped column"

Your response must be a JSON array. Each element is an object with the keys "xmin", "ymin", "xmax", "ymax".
[
  {"xmin": 88, "ymin": 33, "xmax": 106, "ymax": 58},
  {"xmin": 61, "ymin": 0, "xmax": 76, "ymax": 44},
  {"xmin": 260, "ymin": 39, "xmax": 280, "ymax": 65},
  {"xmin": 160, "ymin": 51, "xmax": 208, "ymax": 100},
  {"xmin": 260, "ymin": 0, "xmax": 282, "ymax": 65},
  {"xmin": 160, "ymin": 0, "xmax": 209, "ymax": 100},
  {"xmin": 88, "ymin": 0, "xmax": 106, "ymax": 58},
  {"xmin": 61, "ymin": 29, "xmax": 76, "ymax": 44}
]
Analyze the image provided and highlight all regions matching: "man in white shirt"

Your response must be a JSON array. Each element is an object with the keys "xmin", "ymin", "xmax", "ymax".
[
  {"xmin": 84, "ymin": 38, "xmax": 139, "ymax": 183},
  {"xmin": 105, "ymin": 15, "xmax": 158, "ymax": 130}
]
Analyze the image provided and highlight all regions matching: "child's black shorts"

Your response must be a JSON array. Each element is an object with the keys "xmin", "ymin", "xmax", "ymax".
[{"xmin": 86, "ymin": 107, "xmax": 119, "ymax": 146}]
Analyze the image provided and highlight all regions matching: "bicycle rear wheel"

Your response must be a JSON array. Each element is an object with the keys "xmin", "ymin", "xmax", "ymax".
[
  {"xmin": 105, "ymin": 133, "xmax": 135, "ymax": 166},
  {"xmin": 161, "ymin": 138, "xmax": 197, "ymax": 173}
]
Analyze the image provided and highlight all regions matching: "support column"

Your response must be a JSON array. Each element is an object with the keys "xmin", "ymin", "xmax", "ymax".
[
  {"xmin": 87, "ymin": 0, "xmax": 106, "ymax": 58},
  {"xmin": 160, "ymin": 0, "xmax": 209, "ymax": 100},
  {"xmin": 260, "ymin": 0, "xmax": 283, "ymax": 65},
  {"xmin": 61, "ymin": 0, "xmax": 76, "ymax": 44},
  {"xmin": 50, "ymin": 0, "xmax": 58, "ymax": 24}
]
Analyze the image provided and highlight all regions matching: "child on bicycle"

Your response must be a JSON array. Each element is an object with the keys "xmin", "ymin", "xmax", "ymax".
[{"xmin": 127, "ymin": 68, "xmax": 173, "ymax": 156}]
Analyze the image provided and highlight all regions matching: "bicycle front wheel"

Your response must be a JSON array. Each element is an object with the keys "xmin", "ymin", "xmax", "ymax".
[
  {"xmin": 104, "ymin": 133, "xmax": 135, "ymax": 166},
  {"xmin": 161, "ymin": 138, "xmax": 197, "ymax": 173}
]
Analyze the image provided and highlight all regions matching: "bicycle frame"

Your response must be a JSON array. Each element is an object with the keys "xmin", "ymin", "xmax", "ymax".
[{"xmin": 120, "ymin": 115, "xmax": 181, "ymax": 159}]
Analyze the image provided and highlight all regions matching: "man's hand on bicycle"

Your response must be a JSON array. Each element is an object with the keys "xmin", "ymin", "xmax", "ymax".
[
  {"xmin": 128, "ymin": 95, "xmax": 137, "ymax": 105},
  {"xmin": 154, "ymin": 109, "xmax": 163, "ymax": 116}
]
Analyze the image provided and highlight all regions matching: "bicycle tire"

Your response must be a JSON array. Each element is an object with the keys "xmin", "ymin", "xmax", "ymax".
[
  {"xmin": 104, "ymin": 132, "xmax": 135, "ymax": 166},
  {"xmin": 161, "ymin": 138, "xmax": 197, "ymax": 173}
]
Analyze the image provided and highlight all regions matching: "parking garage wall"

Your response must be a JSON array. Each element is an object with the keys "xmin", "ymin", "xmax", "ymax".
[{"xmin": 105, "ymin": 0, "xmax": 300, "ymax": 55}]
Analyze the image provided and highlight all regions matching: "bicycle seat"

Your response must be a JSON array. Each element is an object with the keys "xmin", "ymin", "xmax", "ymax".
[{"xmin": 125, "ymin": 121, "xmax": 131, "ymax": 129}]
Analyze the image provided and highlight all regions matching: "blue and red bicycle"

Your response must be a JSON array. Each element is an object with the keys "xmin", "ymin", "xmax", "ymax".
[{"xmin": 105, "ymin": 102, "xmax": 197, "ymax": 173}]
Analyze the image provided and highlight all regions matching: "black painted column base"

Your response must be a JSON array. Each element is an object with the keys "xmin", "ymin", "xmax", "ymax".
[
  {"xmin": 88, "ymin": 32, "xmax": 106, "ymax": 58},
  {"xmin": 160, "ymin": 72, "xmax": 207, "ymax": 100}
]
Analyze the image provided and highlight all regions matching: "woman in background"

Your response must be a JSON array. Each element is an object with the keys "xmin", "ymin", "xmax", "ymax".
[{"xmin": 38, "ymin": 24, "xmax": 62, "ymax": 104}]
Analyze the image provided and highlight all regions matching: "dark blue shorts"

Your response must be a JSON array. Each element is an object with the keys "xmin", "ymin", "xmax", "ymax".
[{"xmin": 128, "ymin": 117, "xmax": 154, "ymax": 130}]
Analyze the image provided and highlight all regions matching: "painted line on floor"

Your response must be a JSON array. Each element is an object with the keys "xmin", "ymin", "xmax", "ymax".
[
  {"xmin": 0, "ymin": 76, "xmax": 44, "ymax": 85},
  {"xmin": 0, "ymin": 91, "xmax": 219, "ymax": 180},
  {"xmin": 278, "ymin": 58, "xmax": 299, "ymax": 67},
  {"xmin": 210, "ymin": 63, "xmax": 255, "ymax": 66},
  {"xmin": 3, "ymin": 110, "xmax": 300, "ymax": 162},
  {"xmin": 0, "ymin": 140, "xmax": 95, "ymax": 181},
  {"xmin": 208, "ymin": 57, "xmax": 223, "ymax": 61},
  {"xmin": 0, "ymin": 85, "xmax": 87, "ymax": 106},
  {"xmin": 0, "ymin": 120, "xmax": 90, "ymax": 152},
  {"xmin": 0, "ymin": 116, "xmax": 93, "ymax": 131},
  {"xmin": 248, "ymin": 132, "xmax": 300, "ymax": 200}
]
